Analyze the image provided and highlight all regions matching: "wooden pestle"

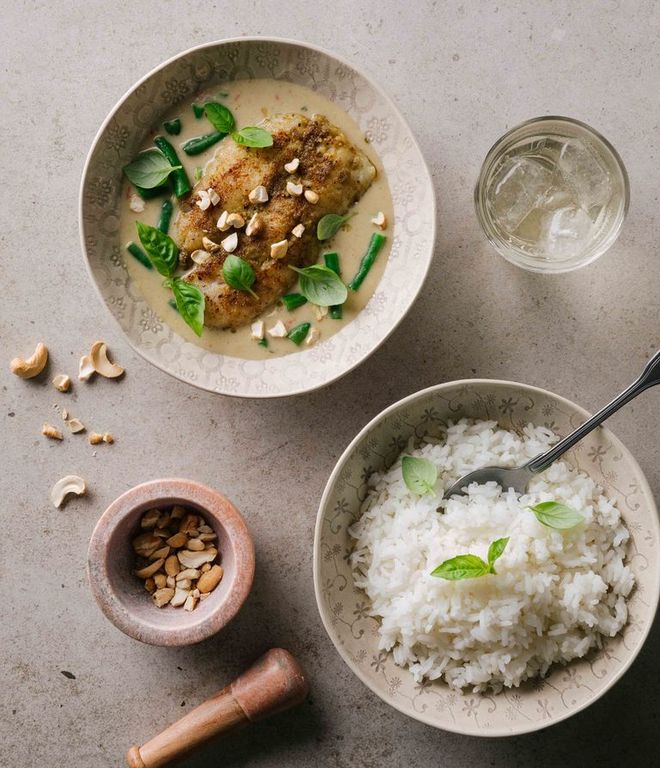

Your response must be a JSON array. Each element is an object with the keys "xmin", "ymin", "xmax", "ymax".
[{"xmin": 127, "ymin": 648, "xmax": 308, "ymax": 768}]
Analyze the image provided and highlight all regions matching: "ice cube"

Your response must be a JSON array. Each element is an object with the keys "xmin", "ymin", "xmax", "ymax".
[
  {"xmin": 490, "ymin": 156, "xmax": 554, "ymax": 232},
  {"xmin": 557, "ymin": 139, "xmax": 612, "ymax": 216},
  {"xmin": 541, "ymin": 205, "xmax": 594, "ymax": 260}
]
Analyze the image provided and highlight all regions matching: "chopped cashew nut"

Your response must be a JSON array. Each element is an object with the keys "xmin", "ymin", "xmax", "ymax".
[
  {"xmin": 304, "ymin": 189, "xmax": 319, "ymax": 204},
  {"xmin": 251, "ymin": 320, "xmax": 265, "ymax": 340},
  {"xmin": 65, "ymin": 418, "xmax": 85, "ymax": 434},
  {"xmin": 129, "ymin": 192, "xmax": 145, "ymax": 213},
  {"xmin": 268, "ymin": 320, "xmax": 288, "ymax": 338},
  {"xmin": 177, "ymin": 548, "xmax": 217, "ymax": 569},
  {"xmin": 291, "ymin": 224, "xmax": 305, "ymax": 238},
  {"xmin": 103, "ymin": 432, "xmax": 114, "ymax": 444},
  {"xmin": 217, "ymin": 210, "xmax": 231, "ymax": 231},
  {"xmin": 248, "ymin": 185, "xmax": 269, "ymax": 204},
  {"xmin": 42, "ymin": 423, "xmax": 63, "ymax": 440},
  {"xmin": 245, "ymin": 213, "xmax": 261, "ymax": 237},
  {"xmin": 50, "ymin": 475, "xmax": 86, "ymax": 508},
  {"xmin": 196, "ymin": 190, "xmax": 211, "ymax": 210},
  {"xmin": 371, "ymin": 211, "xmax": 387, "ymax": 229},
  {"xmin": 202, "ymin": 236, "xmax": 222, "ymax": 252},
  {"xmin": 52, "ymin": 374, "xmax": 71, "ymax": 392},
  {"xmin": 227, "ymin": 213, "xmax": 245, "ymax": 228},
  {"xmin": 221, "ymin": 232, "xmax": 238, "ymax": 253},
  {"xmin": 10, "ymin": 342, "xmax": 48, "ymax": 379},
  {"xmin": 89, "ymin": 341, "xmax": 124, "ymax": 378},
  {"xmin": 78, "ymin": 354, "xmax": 95, "ymax": 381},
  {"xmin": 191, "ymin": 249, "xmax": 211, "ymax": 265},
  {"xmin": 270, "ymin": 240, "xmax": 289, "ymax": 259},
  {"xmin": 314, "ymin": 305, "xmax": 329, "ymax": 321},
  {"xmin": 306, "ymin": 327, "xmax": 321, "ymax": 346},
  {"xmin": 286, "ymin": 181, "xmax": 303, "ymax": 196},
  {"xmin": 284, "ymin": 157, "xmax": 300, "ymax": 173},
  {"xmin": 208, "ymin": 188, "xmax": 220, "ymax": 206},
  {"xmin": 89, "ymin": 432, "xmax": 104, "ymax": 445}
]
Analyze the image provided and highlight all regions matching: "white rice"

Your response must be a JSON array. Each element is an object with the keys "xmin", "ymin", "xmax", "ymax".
[{"xmin": 349, "ymin": 419, "xmax": 634, "ymax": 692}]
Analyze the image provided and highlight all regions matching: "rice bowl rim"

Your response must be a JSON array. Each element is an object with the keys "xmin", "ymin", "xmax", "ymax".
[{"xmin": 313, "ymin": 378, "xmax": 660, "ymax": 736}]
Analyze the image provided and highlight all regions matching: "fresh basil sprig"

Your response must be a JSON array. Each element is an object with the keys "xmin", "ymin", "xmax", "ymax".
[
  {"xmin": 431, "ymin": 537, "xmax": 510, "ymax": 580},
  {"xmin": 166, "ymin": 278, "xmax": 205, "ymax": 337},
  {"xmin": 135, "ymin": 222, "xmax": 179, "ymax": 276},
  {"xmin": 317, "ymin": 212, "xmax": 356, "ymax": 241},
  {"xmin": 401, "ymin": 456, "xmax": 437, "ymax": 496},
  {"xmin": 289, "ymin": 265, "xmax": 347, "ymax": 307},
  {"xmin": 529, "ymin": 501, "xmax": 584, "ymax": 530},
  {"xmin": 204, "ymin": 102, "xmax": 235, "ymax": 134},
  {"xmin": 232, "ymin": 126, "xmax": 273, "ymax": 148},
  {"xmin": 223, "ymin": 254, "xmax": 258, "ymax": 298},
  {"xmin": 123, "ymin": 150, "xmax": 181, "ymax": 189}
]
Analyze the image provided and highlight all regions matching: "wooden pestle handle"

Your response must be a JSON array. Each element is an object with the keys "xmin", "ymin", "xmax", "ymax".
[{"xmin": 127, "ymin": 648, "xmax": 308, "ymax": 768}]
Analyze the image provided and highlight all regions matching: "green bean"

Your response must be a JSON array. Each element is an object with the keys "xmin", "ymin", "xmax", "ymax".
[
  {"xmin": 181, "ymin": 132, "xmax": 225, "ymax": 156},
  {"xmin": 153, "ymin": 135, "xmax": 190, "ymax": 198},
  {"xmin": 324, "ymin": 252, "xmax": 343, "ymax": 319},
  {"xmin": 126, "ymin": 241, "xmax": 152, "ymax": 270},
  {"xmin": 281, "ymin": 293, "xmax": 308, "ymax": 311},
  {"xmin": 163, "ymin": 118, "xmax": 182, "ymax": 135},
  {"xmin": 287, "ymin": 322, "xmax": 311, "ymax": 345},
  {"xmin": 192, "ymin": 103, "xmax": 205, "ymax": 119},
  {"xmin": 134, "ymin": 182, "xmax": 169, "ymax": 200},
  {"xmin": 348, "ymin": 233, "xmax": 387, "ymax": 291},
  {"xmin": 158, "ymin": 199, "xmax": 173, "ymax": 234}
]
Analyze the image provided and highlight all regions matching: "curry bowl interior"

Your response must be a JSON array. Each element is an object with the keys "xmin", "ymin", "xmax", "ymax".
[
  {"xmin": 79, "ymin": 37, "xmax": 435, "ymax": 397},
  {"xmin": 313, "ymin": 380, "xmax": 659, "ymax": 736}
]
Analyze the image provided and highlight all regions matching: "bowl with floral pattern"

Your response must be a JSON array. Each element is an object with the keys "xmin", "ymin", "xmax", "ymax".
[
  {"xmin": 79, "ymin": 37, "xmax": 435, "ymax": 397},
  {"xmin": 313, "ymin": 379, "xmax": 659, "ymax": 735}
]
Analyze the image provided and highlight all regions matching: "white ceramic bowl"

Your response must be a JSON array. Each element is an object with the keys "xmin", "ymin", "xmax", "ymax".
[
  {"xmin": 314, "ymin": 380, "xmax": 659, "ymax": 736},
  {"xmin": 79, "ymin": 38, "xmax": 435, "ymax": 397}
]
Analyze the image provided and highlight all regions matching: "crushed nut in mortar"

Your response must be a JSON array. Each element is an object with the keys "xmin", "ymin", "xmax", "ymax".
[{"xmin": 132, "ymin": 505, "xmax": 222, "ymax": 610}]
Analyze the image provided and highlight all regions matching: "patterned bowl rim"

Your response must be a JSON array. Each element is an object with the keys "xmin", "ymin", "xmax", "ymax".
[
  {"xmin": 313, "ymin": 378, "xmax": 660, "ymax": 736},
  {"xmin": 78, "ymin": 36, "xmax": 437, "ymax": 398}
]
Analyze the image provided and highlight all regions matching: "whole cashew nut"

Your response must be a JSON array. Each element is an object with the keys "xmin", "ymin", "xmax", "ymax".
[
  {"xmin": 90, "ymin": 341, "xmax": 124, "ymax": 378},
  {"xmin": 50, "ymin": 475, "xmax": 86, "ymax": 508},
  {"xmin": 10, "ymin": 342, "xmax": 49, "ymax": 378}
]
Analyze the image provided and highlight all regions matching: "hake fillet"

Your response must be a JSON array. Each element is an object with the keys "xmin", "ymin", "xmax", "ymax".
[{"xmin": 173, "ymin": 113, "xmax": 376, "ymax": 329}]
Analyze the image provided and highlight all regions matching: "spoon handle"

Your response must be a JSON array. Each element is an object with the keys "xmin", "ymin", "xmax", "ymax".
[{"xmin": 528, "ymin": 349, "xmax": 660, "ymax": 474}]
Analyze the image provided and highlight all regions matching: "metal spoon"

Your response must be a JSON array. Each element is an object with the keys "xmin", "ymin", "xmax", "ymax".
[{"xmin": 442, "ymin": 349, "xmax": 660, "ymax": 500}]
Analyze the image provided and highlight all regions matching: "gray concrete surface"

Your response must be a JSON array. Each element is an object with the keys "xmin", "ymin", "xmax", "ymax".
[{"xmin": 1, "ymin": 1, "xmax": 658, "ymax": 766}]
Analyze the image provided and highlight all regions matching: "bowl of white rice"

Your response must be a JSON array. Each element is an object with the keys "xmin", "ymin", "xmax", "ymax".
[{"xmin": 313, "ymin": 380, "xmax": 659, "ymax": 736}]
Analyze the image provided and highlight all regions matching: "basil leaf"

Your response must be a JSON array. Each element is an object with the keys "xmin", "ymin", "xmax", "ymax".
[
  {"xmin": 123, "ymin": 150, "xmax": 181, "ymax": 189},
  {"xmin": 529, "ymin": 501, "xmax": 584, "ymax": 530},
  {"xmin": 204, "ymin": 101, "xmax": 235, "ymax": 134},
  {"xmin": 231, "ymin": 126, "xmax": 273, "ymax": 148},
  {"xmin": 487, "ymin": 537, "xmax": 509, "ymax": 572},
  {"xmin": 289, "ymin": 265, "xmax": 347, "ymax": 307},
  {"xmin": 169, "ymin": 278, "xmax": 205, "ymax": 337},
  {"xmin": 431, "ymin": 554, "xmax": 491, "ymax": 580},
  {"xmin": 317, "ymin": 212, "xmax": 356, "ymax": 241},
  {"xmin": 401, "ymin": 456, "xmax": 438, "ymax": 496},
  {"xmin": 135, "ymin": 221, "xmax": 179, "ymax": 277},
  {"xmin": 223, "ymin": 254, "xmax": 258, "ymax": 298}
]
